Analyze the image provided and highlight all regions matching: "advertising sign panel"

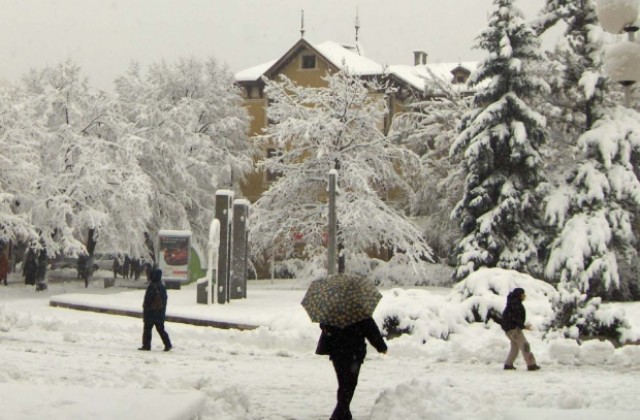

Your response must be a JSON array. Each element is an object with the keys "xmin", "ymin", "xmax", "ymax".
[{"xmin": 157, "ymin": 230, "xmax": 191, "ymax": 283}]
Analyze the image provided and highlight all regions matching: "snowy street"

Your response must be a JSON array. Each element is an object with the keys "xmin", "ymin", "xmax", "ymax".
[{"xmin": 2, "ymin": 274, "xmax": 640, "ymax": 419}]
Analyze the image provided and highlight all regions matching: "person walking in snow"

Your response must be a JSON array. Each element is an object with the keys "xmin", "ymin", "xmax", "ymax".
[
  {"xmin": 23, "ymin": 249, "xmax": 37, "ymax": 285},
  {"xmin": 139, "ymin": 268, "xmax": 172, "ymax": 352},
  {"xmin": 0, "ymin": 248, "xmax": 9, "ymax": 286},
  {"xmin": 502, "ymin": 287, "xmax": 540, "ymax": 371},
  {"xmin": 318, "ymin": 318, "xmax": 387, "ymax": 420}
]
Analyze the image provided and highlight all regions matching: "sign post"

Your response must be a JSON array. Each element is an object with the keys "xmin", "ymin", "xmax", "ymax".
[{"xmin": 157, "ymin": 230, "xmax": 192, "ymax": 289}]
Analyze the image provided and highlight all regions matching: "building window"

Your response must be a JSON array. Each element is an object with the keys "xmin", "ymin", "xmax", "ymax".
[
  {"xmin": 301, "ymin": 54, "xmax": 316, "ymax": 69},
  {"xmin": 266, "ymin": 148, "xmax": 283, "ymax": 182}
]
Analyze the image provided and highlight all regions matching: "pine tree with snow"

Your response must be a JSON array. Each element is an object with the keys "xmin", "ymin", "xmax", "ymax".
[
  {"xmin": 539, "ymin": 0, "xmax": 637, "ymax": 339},
  {"xmin": 250, "ymin": 70, "xmax": 433, "ymax": 285},
  {"xmin": 450, "ymin": 0, "xmax": 550, "ymax": 280}
]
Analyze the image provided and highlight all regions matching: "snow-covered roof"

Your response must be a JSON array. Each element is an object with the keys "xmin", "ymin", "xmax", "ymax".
[
  {"xmin": 388, "ymin": 62, "xmax": 478, "ymax": 91},
  {"xmin": 234, "ymin": 39, "xmax": 383, "ymax": 82},
  {"xmin": 233, "ymin": 38, "xmax": 477, "ymax": 94},
  {"xmin": 313, "ymin": 40, "xmax": 383, "ymax": 76},
  {"xmin": 235, "ymin": 59, "xmax": 277, "ymax": 82}
]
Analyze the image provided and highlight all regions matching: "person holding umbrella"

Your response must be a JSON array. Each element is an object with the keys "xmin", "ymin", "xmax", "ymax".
[
  {"xmin": 321, "ymin": 317, "xmax": 387, "ymax": 420},
  {"xmin": 302, "ymin": 274, "xmax": 387, "ymax": 420}
]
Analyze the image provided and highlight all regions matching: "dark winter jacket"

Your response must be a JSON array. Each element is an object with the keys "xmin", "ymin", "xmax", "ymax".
[
  {"xmin": 23, "ymin": 252, "xmax": 38, "ymax": 285},
  {"xmin": 143, "ymin": 269, "xmax": 168, "ymax": 323},
  {"xmin": 320, "ymin": 318, "xmax": 387, "ymax": 363},
  {"xmin": 501, "ymin": 288, "xmax": 526, "ymax": 332}
]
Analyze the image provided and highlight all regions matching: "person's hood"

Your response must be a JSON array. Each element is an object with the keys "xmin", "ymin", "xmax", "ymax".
[
  {"xmin": 507, "ymin": 287, "xmax": 525, "ymax": 301},
  {"xmin": 150, "ymin": 269, "xmax": 163, "ymax": 282}
]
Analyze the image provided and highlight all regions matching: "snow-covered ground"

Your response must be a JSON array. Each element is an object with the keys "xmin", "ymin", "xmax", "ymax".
[{"xmin": 2, "ymin": 269, "xmax": 640, "ymax": 420}]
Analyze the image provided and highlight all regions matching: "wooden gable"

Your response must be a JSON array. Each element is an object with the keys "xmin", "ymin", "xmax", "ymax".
[{"xmin": 263, "ymin": 38, "xmax": 341, "ymax": 88}]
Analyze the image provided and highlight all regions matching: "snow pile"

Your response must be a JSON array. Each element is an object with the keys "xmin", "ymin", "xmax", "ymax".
[
  {"xmin": 375, "ymin": 268, "xmax": 557, "ymax": 345},
  {"xmin": 370, "ymin": 378, "xmax": 470, "ymax": 420},
  {"xmin": 0, "ymin": 384, "xmax": 205, "ymax": 420}
]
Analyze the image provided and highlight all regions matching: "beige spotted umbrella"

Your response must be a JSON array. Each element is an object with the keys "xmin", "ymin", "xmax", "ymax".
[{"xmin": 301, "ymin": 273, "xmax": 382, "ymax": 328}]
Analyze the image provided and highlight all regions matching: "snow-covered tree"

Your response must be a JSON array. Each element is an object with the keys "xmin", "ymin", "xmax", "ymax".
[
  {"xmin": 17, "ymin": 61, "xmax": 154, "ymax": 263},
  {"xmin": 537, "ymin": 0, "xmax": 638, "ymax": 339},
  {"xmin": 250, "ymin": 70, "xmax": 433, "ymax": 284},
  {"xmin": 0, "ymin": 83, "xmax": 40, "ymax": 245},
  {"xmin": 391, "ymin": 72, "xmax": 471, "ymax": 264},
  {"xmin": 114, "ymin": 57, "xmax": 253, "ymax": 248},
  {"xmin": 450, "ymin": 0, "xmax": 550, "ymax": 280}
]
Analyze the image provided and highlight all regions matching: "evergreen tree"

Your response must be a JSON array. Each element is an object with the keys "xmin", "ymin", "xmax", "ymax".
[
  {"xmin": 539, "ymin": 0, "xmax": 636, "ymax": 338},
  {"xmin": 251, "ymin": 70, "xmax": 432, "ymax": 284},
  {"xmin": 450, "ymin": 0, "xmax": 550, "ymax": 280}
]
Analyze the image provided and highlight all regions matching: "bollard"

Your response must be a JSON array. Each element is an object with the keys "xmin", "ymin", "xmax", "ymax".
[
  {"xmin": 230, "ymin": 199, "xmax": 250, "ymax": 299},
  {"xmin": 215, "ymin": 190, "xmax": 234, "ymax": 304}
]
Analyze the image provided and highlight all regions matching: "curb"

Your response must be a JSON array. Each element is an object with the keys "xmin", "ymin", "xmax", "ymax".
[{"xmin": 49, "ymin": 300, "xmax": 259, "ymax": 331}]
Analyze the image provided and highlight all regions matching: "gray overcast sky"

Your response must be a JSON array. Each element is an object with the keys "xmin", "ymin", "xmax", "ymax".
[{"xmin": 0, "ymin": 0, "xmax": 561, "ymax": 91}]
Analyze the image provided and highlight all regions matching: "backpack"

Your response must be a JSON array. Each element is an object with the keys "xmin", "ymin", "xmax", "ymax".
[{"xmin": 148, "ymin": 285, "xmax": 164, "ymax": 310}]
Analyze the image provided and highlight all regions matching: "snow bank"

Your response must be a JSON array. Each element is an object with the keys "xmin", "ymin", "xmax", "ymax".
[{"xmin": 0, "ymin": 384, "xmax": 205, "ymax": 420}]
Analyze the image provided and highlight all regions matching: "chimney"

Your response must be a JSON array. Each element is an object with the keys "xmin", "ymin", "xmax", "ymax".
[{"xmin": 413, "ymin": 50, "xmax": 428, "ymax": 66}]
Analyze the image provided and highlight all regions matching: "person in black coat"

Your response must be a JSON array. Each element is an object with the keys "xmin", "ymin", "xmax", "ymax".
[
  {"xmin": 23, "ymin": 250, "xmax": 37, "ymax": 286},
  {"xmin": 139, "ymin": 268, "xmax": 172, "ymax": 351},
  {"xmin": 318, "ymin": 317, "xmax": 387, "ymax": 420},
  {"xmin": 501, "ymin": 287, "xmax": 540, "ymax": 371}
]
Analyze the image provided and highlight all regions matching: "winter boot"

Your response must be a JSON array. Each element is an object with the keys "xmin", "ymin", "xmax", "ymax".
[
  {"xmin": 527, "ymin": 364, "xmax": 541, "ymax": 371},
  {"xmin": 503, "ymin": 364, "xmax": 516, "ymax": 370}
]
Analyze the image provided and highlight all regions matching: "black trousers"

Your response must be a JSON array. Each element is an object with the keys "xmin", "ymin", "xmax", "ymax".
[
  {"xmin": 142, "ymin": 321, "xmax": 171, "ymax": 349},
  {"xmin": 331, "ymin": 357, "xmax": 361, "ymax": 420}
]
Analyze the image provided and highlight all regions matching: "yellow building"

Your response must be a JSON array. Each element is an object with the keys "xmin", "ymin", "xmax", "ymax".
[{"xmin": 234, "ymin": 35, "xmax": 476, "ymax": 202}]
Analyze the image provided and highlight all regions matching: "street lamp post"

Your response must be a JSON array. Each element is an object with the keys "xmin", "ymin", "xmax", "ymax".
[{"xmin": 597, "ymin": 0, "xmax": 640, "ymax": 106}]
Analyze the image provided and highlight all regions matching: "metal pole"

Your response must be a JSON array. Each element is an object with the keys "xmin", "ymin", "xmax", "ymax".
[{"xmin": 327, "ymin": 170, "xmax": 337, "ymax": 275}]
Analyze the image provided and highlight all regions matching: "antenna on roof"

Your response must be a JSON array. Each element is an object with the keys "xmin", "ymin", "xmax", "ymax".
[
  {"xmin": 300, "ymin": 10, "xmax": 305, "ymax": 38},
  {"xmin": 355, "ymin": 6, "xmax": 360, "ymax": 43}
]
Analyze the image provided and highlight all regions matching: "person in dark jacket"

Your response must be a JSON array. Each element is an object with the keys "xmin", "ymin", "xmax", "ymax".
[
  {"xmin": 23, "ymin": 250, "xmax": 37, "ymax": 285},
  {"xmin": 502, "ymin": 287, "xmax": 540, "ymax": 371},
  {"xmin": 318, "ymin": 317, "xmax": 387, "ymax": 420},
  {"xmin": 139, "ymin": 268, "xmax": 172, "ymax": 351}
]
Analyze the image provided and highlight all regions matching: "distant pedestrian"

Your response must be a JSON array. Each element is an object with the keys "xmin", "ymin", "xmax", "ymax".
[
  {"xmin": 35, "ymin": 249, "xmax": 48, "ymax": 291},
  {"xmin": 0, "ymin": 249, "xmax": 9, "ymax": 286},
  {"xmin": 139, "ymin": 268, "xmax": 172, "ymax": 352},
  {"xmin": 123, "ymin": 256, "xmax": 131, "ymax": 279},
  {"xmin": 318, "ymin": 318, "xmax": 387, "ymax": 420},
  {"xmin": 23, "ymin": 250, "xmax": 37, "ymax": 285},
  {"xmin": 112, "ymin": 258, "xmax": 120, "ymax": 279},
  {"xmin": 502, "ymin": 287, "xmax": 540, "ymax": 371}
]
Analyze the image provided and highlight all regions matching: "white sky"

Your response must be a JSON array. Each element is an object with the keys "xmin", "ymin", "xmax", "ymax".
[{"xmin": 0, "ymin": 0, "xmax": 562, "ymax": 91}]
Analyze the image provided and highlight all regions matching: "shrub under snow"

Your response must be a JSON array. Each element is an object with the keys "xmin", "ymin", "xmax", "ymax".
[{"xmin": 376, "ymin": 268, "xmax": 557, "ymax": 341}]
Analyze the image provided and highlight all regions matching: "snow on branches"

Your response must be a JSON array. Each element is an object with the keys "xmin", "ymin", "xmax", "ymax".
[
  {"xmin": 250, "ymin": 70, "xmax": 432, "ymax": 282},
  {"xmin": 451, "ymin": 0, "xmax": 549, "ymax": 281}
]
